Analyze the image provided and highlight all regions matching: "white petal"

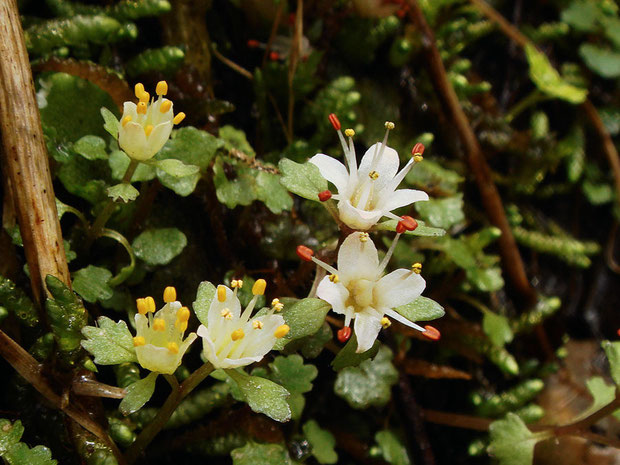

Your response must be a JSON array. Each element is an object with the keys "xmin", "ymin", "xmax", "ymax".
[
  {"xmin": 134, "ymin": 313, "xmax": 149, "ymax": 336},
  {"xmin": 198, "ymin": 325, "xmax": 223, "ymax": 368},
  {"xmin": 122, "ymin": 101, "xmax": 138, "ymax": 120},
  {"xmin": 118, "ymin": 121, "xmax": 148, "ymax": 160},
  {"xmin": 358, "ymin": 143, "xmax": 400, "ymax": 192},
  {"xmin": 375, "ymin": 269, "xmax": 426, "ymax": 309},
  {"xmin": 337, "ymin": 231, "xmax": 380, "ymax": 281},
  {"xmin": 377, "ymin": 188, "xmax": 429, "ymax": 212},
  {"xmin": 207, "ymin": 286, "xmax": 241, "ymax": 333},
  {"xmin": 316, "ymin": 278, "xmax": 349, "ymax": 315},
  {"xmin": 145, "ymin": 121, "xmax": 173, "ymax": 159},
  {"xmin": 338, "ymin": 199, "xmax": 384, "ymax": 230},
  {"xmin": 309, "ymin": 154, "xmax": 350, "ymax": 193},
  {"xmin": 353, "ymin": 308, "xmax": 383, "ymax": 353},
  {"xmin": 135, "ymin": 344, "xmax": 182, "ymax": 374}
]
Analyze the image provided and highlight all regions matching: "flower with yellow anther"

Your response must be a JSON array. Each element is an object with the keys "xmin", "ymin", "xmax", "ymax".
[
  {"xmin": 132, "ymin": 287, "xmax": 197, "ymax": 374},
  {"xmin": 118, "ymin": 81, "xmax": 186, "ymax": 161},
  {"xmin": 196, "ymin": 279, "xmax": 288, "ymax": 369}
]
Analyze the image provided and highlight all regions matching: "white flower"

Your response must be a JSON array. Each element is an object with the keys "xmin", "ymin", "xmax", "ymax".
[
  {"xmin": 132, "ymin": 287, "xmax": 197, "ymax": 375},
  {"xmin": 118, "ymin": 81, "xmax": 186, "ymax": 161},
  {"xmin": 310, "ymin": 118, "xmax": 429, "ymax": 230},
  {"xmin": 197, "ymin": 279, "xmax": 289, "ymax": 369},
  {"xmin": 310, "ymin": 231, "xmax": 431, "ymax": 353}
]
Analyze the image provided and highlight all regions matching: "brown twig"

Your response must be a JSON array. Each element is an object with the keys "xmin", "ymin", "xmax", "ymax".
[
  {"xmin": 287, "ymin": 0, "xmax": 303, "ymax": 141},
  {"xmin": 262, "ymin": 2, "xmax": 284, "ymax": 68},
  {"xmin": 211, "ymin": 46, "xmax": 254, "ymax": 80},
  {"xmin": 422, "ymin": 409, "xmax": 493, "ymax": 432},
  {"xmin": 406, "ymin": 0, "xmax": 537, "ymax": 306}
]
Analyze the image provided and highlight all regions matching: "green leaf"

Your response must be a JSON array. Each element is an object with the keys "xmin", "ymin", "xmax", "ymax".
[
  {"xmin": 45, "ymin": 276, "xmax": 88, "ymax": 356},
  {"xmin": 375, "ymin": 219, "xmax": 446, "ymax": 237},
  {"xmin": 278, "ymin": 158, "xmax": 327, "ymax": 201},
  {"xmin": 153, "ymin": 158, "xmax": 200, "ymax": 178},
  {"xmin": 602, "ymin": 340, "xmax": 620, "ymax": 385},
  {"xmin": 488, "ymin": 413, "xmax": 548, "ymax": 465},
  {"xmin": 101, "ymin": 107, "xmax": 119, "ymax": 139},
  {"xmin": 525, "ymin": 44, "xmax": 587, "ymax": 104},
  {"xmin": 405, "ymin": 159, "xmax": 464, "ymax": 195},
  {"xmin": 331, "ymin": 334, "xmax": 380, "ymax": 371},
  {"xmin": 255, "ymin": 171, "xmax": 293, "ymax": 214},
  {"xmin": 226, "ymin": 369, "xmax": 291, "ymax": 422},
  {"xmin": 0, "ymin": 419, "xmax": 24, "ymax": 454},
  {"xmin": 120, "ymin": 372, "xmax": 159, "ymax": 416},
  {"xmin": 158, "ymin": 127, "xmax": 224, "ymax": 170},
  {"xmin": 72, "ymin": 265, "xmax": 114, "ymax": 303},
  {"xmin": 273, "ymin": 298, "xmax": 331, "ymax": 350},
  {"xmin": 602, "ymin": 17, "xmax": 620, "ymax": 49},
  {"xmin": 415, "ymin": 195, "xmax": 465, "ymax": 229},
  {"xmin": 561, "ymin": 0, "xmax": 602, "ymax": 32},
  {"xmin": 375, "ymin": 430, "xmax": 411, "ymax": 465},
  {"xmin": 468, "ymin": 267, "xmax": 504, "ymax": 292},
  {"xmin": 109, "ymin": 150, "xmax": 156, "ymax": 182},
  {"xmin": 106, "ymin": 183, "xmax": 139, "ymax": 203},
  {"xmin": 579, "ymin": 44, "xmax": 620, "ymax": 79},
  {"xmin": 73, "ymin": 135, "xmax": 108, "ymax": 160},
  {"xmin": 157, "ymin": 170, "xmax": 201, "ymax": 197},
  {"xmin": 334, "ymin": 346, "xmax": 398, "ymax": 409},
  {"xmin": 231, "ymin": 442, "xmax": 293, "ymax": 465},
  {"xmin": 132, "ymin": 228, "xmax": 187, "ymax": 266},
  {"xmin": 4, "ymin": 443, "xmax": 57, "ymax": 465},
  {"xmin": 213, "ymin": 159, "xmax": 258, "ymax": 208},
  {"xmin": 394, "ymin": 296, "xmax": 445, "ymax": 323},
  {"xmin": 303, "ymin": 420, "xmax": 338, "ymax": 464},
  {"xmin": 576, "ymin": 377, "xmax": 618, "ymax": 421},
  {"xmin": 219, "ymin": 125, "xmax": 256, "ymax": 157},
  {"xmin": 193, "ymin": 281, "xmax": 216, "ymax": 326},
  {"xmin": 81, "ymin": 316, "xmax": 137, "ymax": 365},
  {"xmin": 482, "ymin": 311, "xmax": 514, "ymax": 348}
]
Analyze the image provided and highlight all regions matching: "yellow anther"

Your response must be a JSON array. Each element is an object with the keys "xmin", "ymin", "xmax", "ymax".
[
  {"xmin": 412, "ymin": 262, "xmax": 423, "ymax": 274},
  {"xmin": 167, "ymin": 342, "xmax": 179, "ymax": 354},
  {"xmin": 133, "ymin": 336, "xmax": 146, "ymax": 347},
  {"xmin": 369, "ymin": 171, "xmax": 379, "ymax": 180},
  {"xmin": 144, "ymin": 124, "xmax": 154, "ymax": 137},
  {"xmin": 139, "ymin": 91, "xmax": 150, "ymax": 104},
  {"xmin": 153, "ymin": 318, "xmax": 166, "ymax": 331},
  {"xmin": 160, "ymin": 99, "xmax": 172, "ymax": 113},
  {"xmin": 173, "ymin": 112, "xmax": 186, "ymax": 125},
  {"xmin": 220, "ymin": 308, "xmax": 233, "ymax": 319},
  {"xmin": 359, "ymin": 232, "xmax": 369, "ymax": 243},
  {"xmin": 385, "ymin": 121, "xmax": 395, "ymax": 130},
  {"xmin": 163, "ymin": 286, "xmax": 177, "ymax": 303},
  {"xmin": 252, "ymin": 279, "xmax": 266, "ymax": 296},
  {"xmin": 136, "ymin": 298, "xmax": 148, "ymax": 315},
  {"xmin": 175, "ymin": 320, "xmax": 188, "ymax": 332},
  {"xmin": 231, "ymin": 279, "xmax": 243, "ymax": 289},
  {"xmin": 121, "ymin": 115, "xmax": 132, "ymax": 127},
  {"xmin": 274, "ymin": 324, "xmax": 290, "ymax": 339},
  {"xmin": 271, "ymin": 298, "xmax": 284, "ymax": 312},
  {"xmin": 329, "ymin": 274, "xmax": 339, "ymax": 283},
  {"xmin": 252, "ymin": 320, "xmax": 264, "ymax": 330},
  {"xmin": 344, "ymin": 128, "xmax": 355, "ymax": 137},
  {"xmin": 156, "ymin": 80, "xmax": 168, "ymax": 96},
  {"xmin": 381, "ymin": 317, "xmax": 391, "ymax": 329},
  {"xmin": 231, "ymin": 328, "xmax": 245, "ymax": 341},
  {"xmin": 134, "ymin": 83, "xmax": 145, "ymax": 99},
  {"xmin": 145, "ymin": 296, "xmax": 156, "ymax": 313},
  {"xmin": 413, "ymin": 155, "xmax": 424, "ymax": 163},
  {"xmin": 137, "ymin": 101, "xmax": 147, "ymax": 115},
  {"xmin": 176, "ymin": 306, "xmax": 190, "ymax": 322},
  {"xmin": 217, "ymin": 285, "xmax": 227, "ymax": 302}
]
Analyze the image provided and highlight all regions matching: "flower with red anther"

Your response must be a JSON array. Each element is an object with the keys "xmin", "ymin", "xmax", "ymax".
[
  {"xmin": 412, "ymin": 143, "xmax": 425, "ymax": 163},
  {"xmin": 337, "ymin": 326, "xmax": 352, "ymax": 343},
  {"xmin": 396, "ymin": 221, "xmax": 407, "ymax": 234},
  {"xmin": 310, "ymin": 120, "xmax": 429, "ymax": 230},
  {"xmin": 296, "ymin": 245, "xmax": 315, "ymax": 262},
  {"xmin": 400, "ymin": 215, "xmax": 418, "ymax": 231},
  {"xmin": 422, "ymin": 325, "xmax": 441, "ymax": 341},
  {"xmin": 269, "ymin": 51, "xmax": 280, "ymax": 61},
  {"xmin": 328, "ymin": 113, "xmax": 341, "ymax": 131},
  {"xmin": 318, "ymin": 190, "xmax": 333, "ymax": 202}
]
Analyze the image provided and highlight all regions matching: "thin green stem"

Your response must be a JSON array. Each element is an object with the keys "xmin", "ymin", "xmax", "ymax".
[
  {"xmin": 124, "ymin": 363, "xmax": 214, "ymax": 464},
  {"xmin": 505, "ymin": 90, "xmax": 548, "ymax": 123},
  {"xmin": 99, "ymin": 228, "xmax": 136, "ymax": 286}
]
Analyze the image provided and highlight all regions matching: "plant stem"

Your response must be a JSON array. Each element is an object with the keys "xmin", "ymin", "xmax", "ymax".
[{"xmin": 124, "ymin": 363, "xmax": 214, "ymax": 464}]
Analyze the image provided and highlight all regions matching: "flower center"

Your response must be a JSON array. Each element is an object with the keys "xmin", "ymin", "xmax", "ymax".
[{"xmin": 346, "ymin": 278, "xmax": 376, "ymax": 310}]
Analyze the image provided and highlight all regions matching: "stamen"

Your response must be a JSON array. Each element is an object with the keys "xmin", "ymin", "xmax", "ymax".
[
  {"xmin": 344, "ymin": 128, "xmax": 355, "ymax": 137},
  {"xmin": 252, "ymin": 279, "xmax": 266, "ymax": 296},
  {"xmin": 231, "ymin": 328, "xmax": 245, "ymax": 341},
  {"xmin": 400, "ymin": 215, "xmax": 418, "ymax": 231},
  {"xmin": 384, "ymin": 121, "xmax": 395, "ymax": 130},
  {"xmin": 175, "ymin": 320, "xmax": 188, "ymax": 332},
  {"xmin": 318, "ymin": 190, "xmax": 332, "ymax": 202},
  {"xmin": 176, "ymin": 306, "xmax": 190, "ymax": 322},
  {"xmin": 139, "ymin": 91, "xmax": 150, "ymax": 104},
  {"xmin": 359, "ymin": 232, "xmax": 369, "ymax": 242},
  {"xmin": 311, "ymin": 256, "xmax": 339, "ymax": 276},
  {"xmin": 413, "ymin": 154, "xmax": 424, "ymax": 163},
  {"xmin": 247, "ymin": 39, "xmax": 260, "ymax": 48},
  {"xmin": 269, "ymin": 51, "xmax": 280, "ymax": 61},
  {"xmin": 378, "ymin": 232, "xmax": 402, "ymax": 273},
  {"xmin": 220, "ymin": 308, "xmax": 233, "ymax": 319},
  {"xmin": 145, "ymin": 296, "xmax": 156, "ymax": 313},
  {"xmin": 253, "ymin": 320, "xmax": 264, "ymax": 329},
  {"xmin": 153, "ymin": 318, "xmax": 166, "ymax": 331},
  {"xmin": 163, "ymin": 286, "xmax": 177, "ymax": 303},
  {"xmin": 137, "ymin": 102, "xmax": 147, "ymax": 115},
  {"xmin": 337, "ymin": 326, "xmax": 352, "ymax": 343},
  {"xmin": 144, "ymin": 125, "xmax": 154, "ymax": 137},
  {"xmin": 173, "ymin": 112, "xmax": 186, "ymax": 125},
  {"xmin": 156, "ymin": 81, "xmax": 168, "ymax": 96},
  {"xmin": 296, "ymin": 245, "xmax": 314, "ymax": 262},
  {"xmin": 411, "ymin": 142, "xmax": 425, "ymax": 158},
  {"xmin": 230, "ymin": 279, "xmax": 243, "ymax": 289},
  {"xmin": 412, "ymin": 262, "xmax": 422, "ymax": 274},
  {"xmin": 271, "ymin": 298, "xmax": 284, "ymax": 312},
  {"xmin": 134, "ymin": 83, "xmax": 145, "ymax": 99},
  {"xmin": 422, "ymin": 325, "xmax": 441, "ymax": 341},
  {"xmin": 368, "ymin": 170, "xmax": 379, "ymax": 180},
  {"xmin": 133, "ymin": 336, "xmax": 146, "ymax": 347},
  {"xmin": 217, "ymin": 285, "xmax": 227, "ymax": 302},
  {"xmin": 160, "ymin": 99, "xmax": 172, "ymax": 113},
  {"xmin": 328, "ymin": 113, "xmax": 341, "ymax": 131},
  {"xmin": 136, "ymin": 298, "xmax": 148, "ymax": 315},
  {"xmin": 121, "ymin": 115, "xmax": 132, "ymax": 127},
  {"xmin": 328, "ymin": 274, "xmax": 339, "ymax": 283},
  {"xmin": 167, "ymin": 342, "xmax": 179, "ymax": 353},
  {"xmin": 381, "ymin": 317, "xmax": 391, "ymax": 328},
  {"xmin": 274, "ymin": 325, "xmax": 290, "ymax": 338},
  {"xmin": 396, "ymin": 221, "xmax": 407, "ymax": 234}
]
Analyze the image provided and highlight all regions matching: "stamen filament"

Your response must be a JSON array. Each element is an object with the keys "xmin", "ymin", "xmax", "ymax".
[
  {"xmin": 383, "ymin": 308, "xmax": 426, "ymax": 332},
  {"xmin": 378, "ymin": 232, "xmax": 402, "ymax": 274},
  {"xmin": 310, "ymin": 256, "xmax": 339, "ymax": 276}
]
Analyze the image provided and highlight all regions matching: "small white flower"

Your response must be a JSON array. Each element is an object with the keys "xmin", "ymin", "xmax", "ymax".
[
  {"xmin": 132, "ymin": 287, "xmax": 197, "ymax": 375},
  {"xmin": 310, "ymin": 117, "xmax": 429, "ymax": 230},
  {"xmin": 197, "ymin": 279, "xmax": 289, "ymax": 369},
  {"xmin": 118, "ymin": 81, "xmax": 186, "ymax": 161},
  {"xmin": 311, "ymin": 231, "xmax": 430, "ymax": 353}
]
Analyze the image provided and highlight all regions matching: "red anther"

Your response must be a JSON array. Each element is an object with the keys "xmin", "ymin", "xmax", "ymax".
[
  {"xmin": 617, "ymin": 328, "xmax": 620, "ymax": 337},
  {"xmin": 269, "ymin": 51, "xmax": 280, "ymax": 61},
  {"xmin": 337, "ymin": 327, "xmax": 352, "ymax": 343},
  {"xmin": 422, "ymin": 325, "xmax": 441, "ymax": 341},
  {"xmin": 411, "ymin": 142, "xmax": 425, "ymax": 157},
  {"xmin": 400, "ymin": 215, "xmax": 418, "ymax": 231},
  {"xmin": 318, "ymin": 190, "xmax": 332, "ymax": 202},
  {"xmin": 288, "ymin": 12, "xmax": 296, "ymax": 25},
  {"xmin": 396, "ymin": 221, "xmax": 407, "ymax": 234},
  {"xmin": 296, "ymin": 245, "xmax": 315, "ymax": 262},
  {"xmin": 328, "ymin": 113, "xmax": 341, "ymax": 131},
  {"xmin": 247, "ymin": 39, "xmax": 260, "ymax": 48},
  {"xmin": 396, "ymin": 8, "xmax": 406, "ymax": 18}
]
